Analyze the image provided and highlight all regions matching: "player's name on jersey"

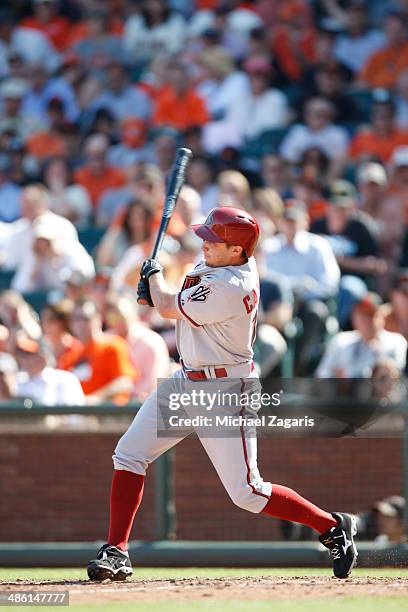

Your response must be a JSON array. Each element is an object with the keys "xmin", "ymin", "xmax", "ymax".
[{"xmin": 167, "ymin": 414, "xmax": 315, "ymax": 429}]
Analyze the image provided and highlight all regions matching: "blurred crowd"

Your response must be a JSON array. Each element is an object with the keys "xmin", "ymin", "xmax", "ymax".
[{"xmin": 0, "ymin": 0, "xmax": 408, "ymax": 407}]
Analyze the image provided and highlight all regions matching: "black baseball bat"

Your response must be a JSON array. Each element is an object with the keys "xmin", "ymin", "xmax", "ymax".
[
  {"xmin": 137, "ymin": 147, "xmax": 192, "ymax": 305},
  {"xmin": 151, "ymin": 147, "xmax": 193, "ymax": 260}
]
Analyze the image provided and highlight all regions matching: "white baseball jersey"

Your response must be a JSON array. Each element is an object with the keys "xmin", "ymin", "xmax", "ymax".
[
  {"xmin": 112, "ymin": 255, "xmax": 272, "ymax": 517},
  {"xmin": 175, "ymin": 257, "xmax": 259, "ymax": 369}
]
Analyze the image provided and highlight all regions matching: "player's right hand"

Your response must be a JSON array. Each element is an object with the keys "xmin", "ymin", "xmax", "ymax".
[{"xmin": 137, "ymin": 278, "xmax": 154, "ymax": 307}]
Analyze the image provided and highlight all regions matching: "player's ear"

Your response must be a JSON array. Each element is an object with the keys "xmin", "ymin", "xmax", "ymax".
[{"xmin": 232, "ymin": 245, "xmax": 245, "ymax": 259}]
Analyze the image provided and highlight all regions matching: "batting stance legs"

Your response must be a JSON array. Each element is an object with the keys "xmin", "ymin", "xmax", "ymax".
[{"xmin": 87, "ymin": 372, "xmax": 357, "ymax": 582}]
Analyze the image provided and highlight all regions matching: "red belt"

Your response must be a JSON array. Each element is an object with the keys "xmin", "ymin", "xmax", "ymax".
[
  {"xmin": 181, "ymin": 361, "xmax": 254, "ymax": 380},
  {"xmin": 183, "ymin": 366, "xmax": 228, "ymax": 381}
]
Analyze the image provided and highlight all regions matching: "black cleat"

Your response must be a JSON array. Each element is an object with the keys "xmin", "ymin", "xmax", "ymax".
[
  {"xmin": 87, "ymin": 544, "xmax": 133, "ymax": 582},
  {"xmin": 319, "ymin": 512, "xmax": 358, "ymax": 579}
]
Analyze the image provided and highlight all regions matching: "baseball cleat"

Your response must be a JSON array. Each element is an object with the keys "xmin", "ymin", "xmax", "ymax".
[
  {"xmin": 87, "ymin": 544, "xmax": 133, "ymax": 582},
  {"xmin": 319, "ymin": 512, "xmax": 358, "ymax": 579}
]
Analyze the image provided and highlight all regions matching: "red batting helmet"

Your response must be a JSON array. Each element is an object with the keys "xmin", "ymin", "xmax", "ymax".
[{"xmin": 191, "ymin": 207, "xmax": 259, "ymax": 257}]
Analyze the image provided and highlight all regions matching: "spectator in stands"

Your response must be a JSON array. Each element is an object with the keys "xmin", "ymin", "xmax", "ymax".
[
  {"xmin": 108, "ymin": 117, "xmax": 149, "ymax": 168},
  {"xmin": 74, "ymin": 134, "xmax": 126, "ymax": 211},
  {"xmin": 15, "ymin": 337, "xmax": 85, "ymax": 405},
  {"xmin": 252, "ymin": 188, "xmax": 284, "ymax": 237},
  {"xmin": 5, "ymin": 136, "xmax": 38, "ymax": 187},
  {"xmin": 19, "ymin": 0, "xmax": 70, "ymax": 52},
  {"xmin": 208, "ymin": 3, "xmax": 264, "ymax": 61},
  {"xmin": 349, "ymin": 93, "xmax": 408, "ymax": 164},
  {"xmin": 261, "ymin": 153, "xmax": 292, "ymax": 198},
  {"xmin": 14, "ymin": 214, "xmax": 94, "ymax": 293},
  {"xmin": 0, "ymin": 8, "xmax": 59, "ymax": 75},
  {"xmin": 106, "ymin": 294, "xmax": 170, "ymax": 399},
  {"xmin": 375, "ymin": 496, "xmax": 406, "ymax": 543},
  {"xmin": 96, "ymin": 163, "xmax": 164, "ymax": 227},
  {"xmin": 316, "ymin": 293, "xmax": 407, "ymax": 377},
  {"xmin": 217, "ymin": 170, "xmax": 252, "ymax": 211},
  {"xmin": 58, "ymin": 50, "xmax": 100, "ymax": 114},
  {"xmin": 258, "ymin": 271, "xmax": 294, "ymax": 334},
  {"xmin": 68, "ymin": 300, "xmax": 138, "ymax": 404},
  {"xmin": 381, "ymin": 146, "xmax": 408, "ymax": 263},
  {"xmin": 280, "ymin": 97, "xmax": 348, "ymax": 181},
  {"xmin": 26, "ymin": 97, "xmax": 69, "ymax": 161},
  {"xmin": 262, "ymin": 200, "xmax": 340, "ymax": 373},
  {"xmin": 152, "ymin": 60, "xmax": 209, "ymax": 131},
  {"xmin": 0, "ymin": 77, "xmax": 40, "ymax": 139},
  {"xmin": 0, "ymin": 291, "xmax": 41, "ymax": 341},
  {"xmin": 151, "ymin": 128, "xmax": 178, "ymax": 174},
  {"xmin": 0, "ymin": 154, "xmax": 21, "ymax": 222},
  {"xmin": 198, "ymin": 46, "xmax": 249, "ymax": 152},
  {"xmin": 123, "ymin": 0, "xmax": 187, "ymax": 63},
  {"xmin": 41, "ymin": 300, "xmax": 83, "ymax": 370},
  {"xmin": 370, "ymin": 357, "xmax": 404, "ymax": 405},
  {"xmin": 271, "ymin": 2, "xmax": 316, "ymax": 83},
  {"xmin": 359, "ymin": 8, "xmax": 408, "ymax": 89},
  {"xmin": 310, "ymin": 180, "xmax": 386, "ymax": 287},
  {"xmin": 186, "ymin": 156, "xmax": 219, "ymax": 215},
  {"xmin": 21, "ymin": 62, "xmax": 79, "ymax": 127},
  {"xmin": 0, "ymin": 184, "xmax": 87, "ymax": 293},
  {"xmin": 357, "ymin": 162, "xmax": 388, "ymax": 218},
  {"xmin": 228, "ymin": 54, "xmax": 290, "ymax": 141},
  {"xmin": 298, "ymin": 59, "xmax": 361, "ymax": 125},
  {"xmin": 0, "ymin": 352, "xmax": 17, "ymax": 402},
  {"xmin": 292, "ymin": 171, "xmax": 329, "ymax": 223},
  {"xmin": 72, "ymin": 8, "xmax": 125, "ymax": 72},
  {"xmin": 88, "ymin": 62, "xmax": 151, "ymax": 122},
  {"xmin": 332, "ymin": 0, "xmax": 386, "ymax": 74},
  {"xmin": 382, "ymin": 272, "xmax": 408, "ymax": 344},
  {"xmin": 356, "ymin": 161, "xmax": 403, "ymax": 273},
  {"xmin": 42, "ymin": 156, "xmax": 92, "ymax": 226},
  {"xmin": 97, "ymin": 197, "xmax": 155, "ymax": 269}
]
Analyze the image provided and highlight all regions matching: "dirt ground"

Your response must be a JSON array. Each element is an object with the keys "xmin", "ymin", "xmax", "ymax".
[{"xmin": 1, "ymin": 575, "xmax": 408, "ymax": 603}]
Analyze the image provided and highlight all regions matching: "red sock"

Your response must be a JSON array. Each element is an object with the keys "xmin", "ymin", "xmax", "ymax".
[
  {"xmin": 107, "ymin": 469, "xmax": 144, "ymax": 551},
  {"xmin": 262, "ymin": 484, "xmax": 338, "ymax": 534}
]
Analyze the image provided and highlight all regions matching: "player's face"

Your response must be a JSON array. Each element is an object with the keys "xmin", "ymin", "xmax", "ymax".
[{"xmin": 202, "ymin": 241, "xmax": 238, "ymax": 267}]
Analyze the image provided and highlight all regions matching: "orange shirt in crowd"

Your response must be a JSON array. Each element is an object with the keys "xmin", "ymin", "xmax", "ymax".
[
  {"xmin": 359, "ymin": 43, "xmax": 408, "ymax": 89},
  {"xmin": 70, "ymin": 333, "xmax": 139, "ymax": 404},
  {"xmin": 308, "ymin": 199, "xmax": 329, "ymax": 222},
  {"xmin": 20, "ymin": 15, "xmax": 71, "ymax": 51},
  {"xmin": 272, "ymin": 25, "xmax": 315, "ymax": 81},
  {"xmin": 349, "ymin": 128, "xmax": 408, "ymax": 163},
  {"xmin": 153, "ymin": 87, "xmax": 210, "ymax": 130},
  {"xmin": 57, "ymin": 336, "xmax": 84, "ymax": 371},
  {"xmin": 74, "ymin": 165, "xmax": 126, "ymax": 208},
  {"xmin": 26, "ymin": 131, "xmax": 66, "ymax": 160}
]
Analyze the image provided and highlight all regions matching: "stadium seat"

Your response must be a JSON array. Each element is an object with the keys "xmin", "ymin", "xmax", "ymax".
[
  {"xmin": 22, "ymin": 290, "xmax": 50, "ymax": 314},
  {"xmin": 0, "ymin": 270, "xmax": 14, "ymax": 290},
  {"xmin": 242, "ymin": 128, "xmax": 290, "ymax": 159},
  {"xmin": 78, "ymin": 226, "xmax": 106, "ymax": 255}
]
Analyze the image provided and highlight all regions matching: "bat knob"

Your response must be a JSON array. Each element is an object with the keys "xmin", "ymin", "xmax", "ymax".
[{"xmin": 137, "ymin": 297, "xmax": 149, "ymax": 306}]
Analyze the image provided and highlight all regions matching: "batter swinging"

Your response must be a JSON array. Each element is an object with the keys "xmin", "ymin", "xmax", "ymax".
[{"xmin": 87, "ymin": 207, "xmax": 358, "ymax": 581}]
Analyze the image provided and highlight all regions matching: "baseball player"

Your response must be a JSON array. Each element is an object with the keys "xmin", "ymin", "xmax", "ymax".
[{"xmin": 87, "ymin": 207, "xmax": 358, "ymax": 581}]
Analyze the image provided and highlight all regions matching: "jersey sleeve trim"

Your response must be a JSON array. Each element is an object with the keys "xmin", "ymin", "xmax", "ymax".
[{"xmin": 177, "ymin": 291, "xmax": 201, "ymax": 327}]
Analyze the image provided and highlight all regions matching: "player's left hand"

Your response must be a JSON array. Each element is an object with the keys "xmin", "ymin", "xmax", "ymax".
[
  {"xmin": 140, "ymin": 258, "xmax": 163, "ymax": 280},
  {"xmin": 137, "ymin": 278, "xmax": 154, "ymax": 307}
]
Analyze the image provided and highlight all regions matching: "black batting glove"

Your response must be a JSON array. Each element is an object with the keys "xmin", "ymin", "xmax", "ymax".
[
  {"xmin": 140, "ymin": 258, "xmax": 163, "ymax": 280},
  {"xmin": 137, "ymin": 278, "xmax": 154, "ymax": 307}
]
